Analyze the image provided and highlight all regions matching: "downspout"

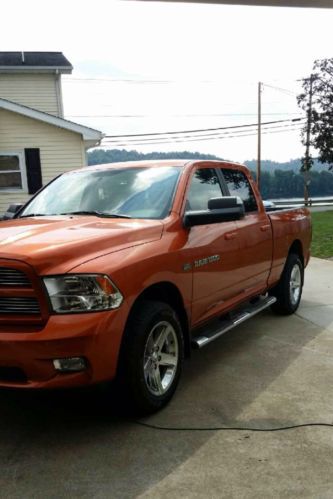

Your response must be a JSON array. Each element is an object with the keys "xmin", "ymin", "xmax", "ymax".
[{"xmin": 55, "ymin": 69, "xmax": 64, "ymax": 118}]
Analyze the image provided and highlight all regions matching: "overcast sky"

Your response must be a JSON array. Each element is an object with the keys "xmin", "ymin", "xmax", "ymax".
[{"xmin": 1, "ymin": 1, "xmax": 333, "ymax": 162}]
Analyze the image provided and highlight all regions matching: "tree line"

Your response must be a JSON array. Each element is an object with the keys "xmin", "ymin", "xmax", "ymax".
[
  {"xmin": 251, "ymin": 169, "xmax": 333, "ymax": 199},
  {"xmin": 87, "ymin": 148, "xmax": 220, "ymax": 164}
]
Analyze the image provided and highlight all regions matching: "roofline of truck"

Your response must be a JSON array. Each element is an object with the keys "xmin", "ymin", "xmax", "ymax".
[{"xmin": 66, "ymin": 159, "xmax": 250, "ymax": 174}]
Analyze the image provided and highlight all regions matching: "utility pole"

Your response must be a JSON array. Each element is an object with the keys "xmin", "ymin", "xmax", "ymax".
[
  {"xmin": 303, "ymin": 74, "xmax": 314, "ymax": 206},
  {"xmin": 257, "ymin": 81, "xmax": 262, "ymax": 190}
]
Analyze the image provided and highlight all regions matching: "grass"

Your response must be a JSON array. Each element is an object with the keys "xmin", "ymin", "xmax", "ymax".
[{"xmin": 311, "ymin": 210, "xmax": 333, "ymax": 259}]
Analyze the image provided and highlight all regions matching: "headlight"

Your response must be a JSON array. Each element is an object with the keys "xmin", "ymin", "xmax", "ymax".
[{"xmin": 43, "ymin": 274, "xmax": 123, "ymax": 314}]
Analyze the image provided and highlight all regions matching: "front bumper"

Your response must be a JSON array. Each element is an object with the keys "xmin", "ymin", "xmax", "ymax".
[{"xmin": 0, "ymin": 306, "xmax": 128, "ymax": 389}]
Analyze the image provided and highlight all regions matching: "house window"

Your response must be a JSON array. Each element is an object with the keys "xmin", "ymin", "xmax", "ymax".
[{"xmin": 0, "ymin": 153, "xmax": 27, "ymax": 191}]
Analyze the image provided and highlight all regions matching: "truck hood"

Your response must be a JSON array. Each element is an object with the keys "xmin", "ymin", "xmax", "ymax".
[{"xmin": 0, "ymin": 216, "xmax": 163, "ymax": 274}]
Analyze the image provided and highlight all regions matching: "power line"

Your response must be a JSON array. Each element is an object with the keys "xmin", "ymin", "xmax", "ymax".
[
  {"xmin": 263, "ymin": 82, "xmax": 298, "ymax": 97},
  {"xmin": 67, "ymin": 112, "xmax": 303, "ymax": 119},
  {"xmin": 101, "ymin": 122, "xmax": 304, "ymax": 145},
  {"xmin": 101, "ymin": 128, "xmax": 303, "ymax": 148},
  {"xmin": 99, "ymin": 126, "xmax": 304, "ymax": 148},
  {"xmin": 102, "ymin": 118, "xmax": 304, "ymax": 140},
  {"xmin": 100, "ymin": 128, "xmax": 304, "ymax": 148},
  {"xmin": 63, "ymin": 77, "xmax": 257, "ymax": 85},
  {"xmin": 64, "ymin": 77, "xmax": 175, "ymax": 83},
  {"xmin": 101, "ymin": 125, "xmax": 304, "ymax": 147},
  {"xmin": 64, "ymin": 77, "xmax": 302, "ymax": 87}
]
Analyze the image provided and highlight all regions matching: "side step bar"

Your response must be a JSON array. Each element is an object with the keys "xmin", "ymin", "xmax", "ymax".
[{"xmin": 192, "ymin": 295, "xmax": 277, "ymax": 349}]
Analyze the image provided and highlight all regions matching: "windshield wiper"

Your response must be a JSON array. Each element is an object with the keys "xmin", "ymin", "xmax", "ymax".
[
  {"xmin": 59, "ymin": 211, "xmax": 131, "ymax": 219},
  {"xmin": 19, "ymin": 213, "xmax": 50, "ymax": 218}
]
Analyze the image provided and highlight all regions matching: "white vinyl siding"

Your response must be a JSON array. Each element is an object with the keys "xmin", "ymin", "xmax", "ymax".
[
  {"xmin": 0, "ymin": 108, "xmax": 86, "ymax": 215},
  {"xmin": 0, "ymin": 74, "xmax": 60, "ymax": 116}
]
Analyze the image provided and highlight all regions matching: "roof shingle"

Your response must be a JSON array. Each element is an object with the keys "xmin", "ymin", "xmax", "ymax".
[{"xmin": 0, "ymin": 52, "xmax": 72, "ymax": 68}]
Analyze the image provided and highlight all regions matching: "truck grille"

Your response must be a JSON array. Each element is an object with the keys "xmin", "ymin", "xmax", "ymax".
[
  {"xmin": 0, "ymin": 297, "xmax": 41, "ymax": 314},
  {"xmin": 0, "ymin": 260, "xmax": 48, "ymax": 324},
  {"xmin": 0, "ymin": 267, "xmax": 31, "ymax": 287}
]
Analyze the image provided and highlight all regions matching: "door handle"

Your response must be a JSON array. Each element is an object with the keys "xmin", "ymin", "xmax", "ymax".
[
  {"xmin": 260, "ymin": 224, "xmax": 271, "ymax": 232},
  {"xmin": 225, "ymin": 231, "xmax": 237, "ymax": 240}
]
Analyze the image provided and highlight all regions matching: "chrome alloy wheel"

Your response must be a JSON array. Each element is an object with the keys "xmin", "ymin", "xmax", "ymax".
[
  {"xmin": 143, "ymin": 321, "xmax": 179, "ymax": 396},
  {"xmin": 290, "ymin": 263, "xmax": 302, "ymax": 305}
]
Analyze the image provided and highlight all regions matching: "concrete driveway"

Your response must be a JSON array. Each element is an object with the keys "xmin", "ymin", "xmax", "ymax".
[{"xmin": 1, "ymin": 257, "xmax": 333, "ymax": 498}]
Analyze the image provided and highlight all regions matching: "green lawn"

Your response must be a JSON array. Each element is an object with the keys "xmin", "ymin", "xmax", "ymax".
[{"xmin": 311, "ymin": 210, "xmax": 333, "ymax": 259}]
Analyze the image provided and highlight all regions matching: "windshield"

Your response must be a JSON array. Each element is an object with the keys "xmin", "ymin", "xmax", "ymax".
[{"xmin": 20, "ymin": 166, "xmax": 181, "ymax": 219}]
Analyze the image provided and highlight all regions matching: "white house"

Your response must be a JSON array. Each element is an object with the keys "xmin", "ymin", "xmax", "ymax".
[{"xmin": 0, "ymin": 52, "xmax": 103, "ymax": 215}]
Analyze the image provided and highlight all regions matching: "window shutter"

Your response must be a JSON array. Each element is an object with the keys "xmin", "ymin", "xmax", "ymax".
[{"xmin": 25, "ymin": 148, "xmax": 42, "ymax": 194}]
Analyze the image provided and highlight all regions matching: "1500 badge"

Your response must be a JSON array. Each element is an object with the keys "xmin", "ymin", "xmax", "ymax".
[{"xmin": 183, "ymin": 254, "xmax": 220, "ymax": 271}]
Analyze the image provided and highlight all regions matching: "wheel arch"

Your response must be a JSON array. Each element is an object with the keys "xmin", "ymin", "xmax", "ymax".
[
  {"xmin": 288, "ymin": 239, "xmax": 304, "ymax": 267},
  {"xmin": 124, "ymin": 281, "xmax": 191, "ymax": 358}
]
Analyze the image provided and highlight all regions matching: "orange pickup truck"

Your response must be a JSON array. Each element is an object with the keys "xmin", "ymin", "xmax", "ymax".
[{"xmin": 0, "ymin": 160, "xmax": 311, "ymax": 413}]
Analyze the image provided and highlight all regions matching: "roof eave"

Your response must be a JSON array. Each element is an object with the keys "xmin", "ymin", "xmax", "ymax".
[
  {"xmin": 0, "ymin": 98, "xmax": 103, "ymax": 144},
  {"xmin": 0, "ymin": 66, "xmax": 73, "ymax": 74},
  {"xmin": 84, "ymin": 138, "xmax": 103, "ymax": 149}
]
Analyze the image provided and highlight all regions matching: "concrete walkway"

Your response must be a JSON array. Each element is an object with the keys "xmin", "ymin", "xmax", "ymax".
[{"xmin": 1, "ymin": 258, "xmax": 333, "ymax": 498}]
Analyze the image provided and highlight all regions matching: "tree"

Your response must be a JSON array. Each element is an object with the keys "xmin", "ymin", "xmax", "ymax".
[{"xmin": 298, "ymin": 58, "xmax": 333, "ymax": 171}]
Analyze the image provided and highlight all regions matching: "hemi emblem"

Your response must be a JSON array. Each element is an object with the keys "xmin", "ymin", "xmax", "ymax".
[{"xmin": 194, "ymin": 254, "xmax": 220, "ymax": 268}]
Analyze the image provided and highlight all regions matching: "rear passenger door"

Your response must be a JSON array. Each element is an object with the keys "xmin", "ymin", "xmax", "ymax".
[{"xmin": 220, "ymin": 168, "xmax": 273, "ymax": 294}]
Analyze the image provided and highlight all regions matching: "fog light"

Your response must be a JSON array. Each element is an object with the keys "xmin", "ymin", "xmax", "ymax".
[{"xmin": 53, "ymin": 357, "xmax": 87, "ymax": 373}]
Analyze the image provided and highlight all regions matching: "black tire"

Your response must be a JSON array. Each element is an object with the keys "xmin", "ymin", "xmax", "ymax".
[
  {"xmin": 270, "ymin": 253, "xmax": 304, "ymax": 315},
  {"xmin": 118, "ymin": 300, "xmax": 184, "ymax": 415}
]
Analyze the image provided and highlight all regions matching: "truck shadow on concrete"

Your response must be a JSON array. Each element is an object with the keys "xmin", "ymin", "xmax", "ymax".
[{"xmin": 0, "ymin": 310, "xmax": 327, "ymax": 498}]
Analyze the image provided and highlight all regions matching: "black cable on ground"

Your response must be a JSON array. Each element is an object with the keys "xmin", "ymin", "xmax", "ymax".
[{"xmin": 133, "ymin": 421, "xmax": 333, "ymax": 432}]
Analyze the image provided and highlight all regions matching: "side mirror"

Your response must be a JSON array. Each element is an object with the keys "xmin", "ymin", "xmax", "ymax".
[
  {"xmin": 184, "ymin": 196, "xmax": 245, "ymax": 228},
  {"xmin": 2, "ymin": 203, "xmax": 24, "ymax": 221},
  {"xmin": 207, "ymin": 196, "xmax": 243, "ymax": 210}
]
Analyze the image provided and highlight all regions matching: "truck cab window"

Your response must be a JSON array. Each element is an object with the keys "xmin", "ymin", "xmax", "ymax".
[
  {"xmin": 186, "ymin": 168, "xmax": 222, "ymax": 211},
  {"xmin": 221, "ymin": 169, "xmax": 258, "ymax": 213}
]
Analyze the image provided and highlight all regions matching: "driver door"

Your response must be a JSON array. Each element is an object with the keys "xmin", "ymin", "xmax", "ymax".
[{"xmin": 184, "ymin": 167, "xmax": 242, "ymax": 326}]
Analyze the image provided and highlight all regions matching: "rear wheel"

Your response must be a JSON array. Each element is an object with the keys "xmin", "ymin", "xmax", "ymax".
[
  {"xmin": 118, "ymin": 301, "xmax": 184, "ymax": 415},
  {"xmin": 270, "ymin": 253, "xmax": 304, "ymax": 315}
]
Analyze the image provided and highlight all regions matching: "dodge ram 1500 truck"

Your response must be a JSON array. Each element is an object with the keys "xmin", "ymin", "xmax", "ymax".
[{"xmin": 0, "ymin": 160, "xmax": 311, "ymax": 413}]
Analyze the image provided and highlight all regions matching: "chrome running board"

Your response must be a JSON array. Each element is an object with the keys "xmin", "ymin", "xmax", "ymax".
[{"xmin": 192, "ymin": 295, "xmax": 277, "ymax": 349}]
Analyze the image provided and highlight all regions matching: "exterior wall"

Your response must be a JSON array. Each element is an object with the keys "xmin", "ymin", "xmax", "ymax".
[
  {"xmin": 0, "ymin": 74, "xmax": 61, "ymax": 116},
  {"xmin": 0, "ymin": 108, "xmax": 86, "ymax": 215}
]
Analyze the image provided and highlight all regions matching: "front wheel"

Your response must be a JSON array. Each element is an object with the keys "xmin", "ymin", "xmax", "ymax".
[
  {"xmin": 118, "ymin": 301, "xmax": 184, "ymax": 415},
  {"xmin": 270, "ymin": 253, "xmax": 304, "ymax": 315}
]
